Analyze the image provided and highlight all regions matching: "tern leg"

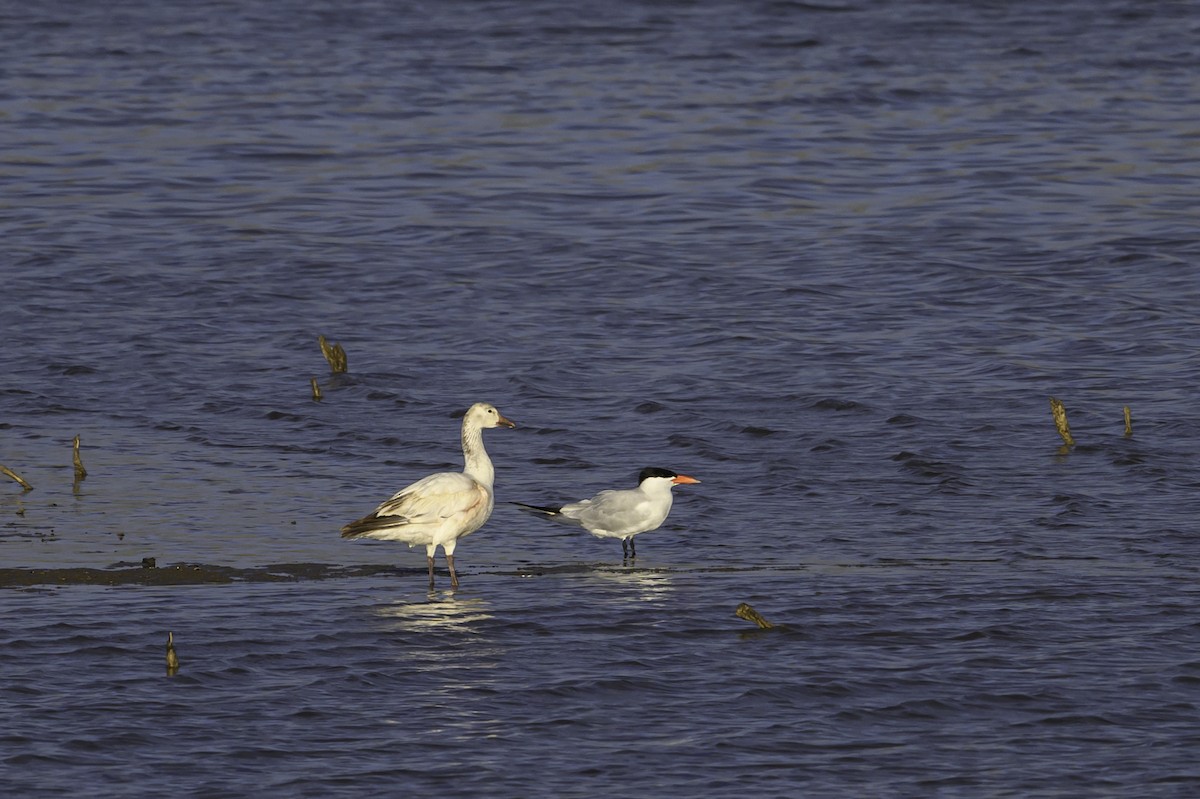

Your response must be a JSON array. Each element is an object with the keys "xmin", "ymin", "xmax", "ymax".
[{"xmin": 447, "ymin": 554, "xmax": 460, "ymax": 588}]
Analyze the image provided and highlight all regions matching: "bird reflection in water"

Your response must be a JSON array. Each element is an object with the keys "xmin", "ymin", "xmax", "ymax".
[
  {"xmin": 373, "ymin": 595, "xmax": 503, "ymax": 719},
  {"xmin": 374, "ymin": 594, "xmax": 493, "ymax": 635},
  {"xmin": 588, "ymin": 567, "xmax": 674, "ymax": 604}
]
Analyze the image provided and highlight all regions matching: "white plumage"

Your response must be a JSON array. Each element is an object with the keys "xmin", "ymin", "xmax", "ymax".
[
  {"xmin": 341, "ymin": 402, "xmax": 515, "ymax": 588},
  {"xmin": 514, "ymin": 467, "xmax": 700, "ymax": 559}
]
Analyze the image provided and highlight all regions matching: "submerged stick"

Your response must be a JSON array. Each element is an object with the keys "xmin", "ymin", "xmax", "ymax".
[
  {"xmin": 318, "ymin": 335, "xmax": 348, "ymax": 374},
  {"xmin": 735, "ymin": 602, "xmax": 774, "ymax": 630},
  {"xmin": 1, "ymin": 464, "xmax": 33, "ymax": 491},
  {"xmin": 166, "ymin": 631, "xmax": 180, "ymax": 676},
  {"xmin": 72, "ymin": 435, "xmax": 88, "ymax": 480},
  {"xmin": 1049, "ymin": 397, "xmax": 1075, "ymax": 448},
  {"xmin": 1123, "ymin": 405, "xmax": 1132, "ymax": 437},
  {"xmin": 310, "ymin": 377, "xmax": 323, "ymax": 402}
]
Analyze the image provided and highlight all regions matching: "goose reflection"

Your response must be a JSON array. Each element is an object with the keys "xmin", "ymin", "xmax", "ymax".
[
  {"xmin": 373, "ymin": 595, "xmax": 503, "ymax": 698},
  {"xmin": 374, "ymin": 594, "xmax": 493, "ymax": 634}
]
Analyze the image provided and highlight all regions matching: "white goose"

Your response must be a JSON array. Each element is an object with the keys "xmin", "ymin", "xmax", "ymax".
[
  {"xmin": 514, "ymin": 467, "xmax": 700, "ymax": 559},
  {"xmin": 341, "ymin": 402, "xmax": 515, "ymax": 588}
]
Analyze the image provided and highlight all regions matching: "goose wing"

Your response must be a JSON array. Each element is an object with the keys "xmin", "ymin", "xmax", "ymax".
[{"xmin": 341, "ymin": 472, "xmax": 488, "ymax": 538}]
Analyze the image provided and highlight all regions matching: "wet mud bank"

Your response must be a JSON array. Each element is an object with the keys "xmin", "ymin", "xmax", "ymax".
[{"xmin": 0, "ymin": 562, "xmax": 409, "ymax": 588}]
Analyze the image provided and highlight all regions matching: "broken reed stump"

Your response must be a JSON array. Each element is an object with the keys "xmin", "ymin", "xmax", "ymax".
[
  {"xmin": 735, "ymin": 602, "xmax": 775, "ymax": 630},
  {"xmin": 1, "ymin": 464, "xmax": 33, "ymax": 491},
  {"xmin": 166, "ymin": 631, "xmax": 180, "ymax": 676},
  {"xmin": 1049, "ymin": 397, "xmax": 1075, "ymax": 448},
  {"xmin": 310, "ymin": 377, "xmax": 323, "ymax": 402},
  {"xmin": 318, "ymin": 335, "xmax": 348, "ymax": 374},
  {"xmin": 1050, "ymin": 398, "xmax": 1134, "ymax": 446},
  {"xmin": 72, "ymin": 435, "xmax": 88, "ymax": 480}
]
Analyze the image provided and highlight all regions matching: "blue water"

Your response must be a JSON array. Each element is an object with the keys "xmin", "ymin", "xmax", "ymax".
[{"xmin": 3, "ymin": 0, "xmax": 1200, "ymax": 795}]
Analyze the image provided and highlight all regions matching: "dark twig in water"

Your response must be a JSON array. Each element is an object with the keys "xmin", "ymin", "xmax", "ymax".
[
  {"xmin": 318, "ymin": 335, "xmax": 348, "ymax": 374},
  {"xmin": 72, "ymin": 435, "xmax": 88, "ymax": 480},
  {"xmin": 1, "ymin": 464, "xmax": 33, "ymax": 491},
  {"xmin": 1049, "ymin": 397, "xmax": 1075, "ymax": 448},
  {"xmin": 735, "ymin": 602, "xmax": 774, "ymax": 629}
]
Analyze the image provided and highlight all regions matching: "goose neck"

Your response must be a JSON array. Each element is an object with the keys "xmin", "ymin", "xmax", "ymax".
[{"xmin": 461, "ymin": 419, "xmax": 495, "ymax": 486}]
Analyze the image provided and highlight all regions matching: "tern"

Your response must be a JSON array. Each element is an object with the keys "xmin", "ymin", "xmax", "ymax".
[
  {"xmin": 513, "ymin": 467, "xmax": 700, "ymax": 559},
  {"xmin": 341, "ymin": 402, "xmax": 516, "ymax": 589}
]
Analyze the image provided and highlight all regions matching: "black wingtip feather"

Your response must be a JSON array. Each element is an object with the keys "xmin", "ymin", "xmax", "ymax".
[
  {"xmin": 510, "ymin": 501, "xmax": 563, "ymax": 517},
  {"xmin": 341, "ymin": 513, "xmax": 402, "ymax": 538}
]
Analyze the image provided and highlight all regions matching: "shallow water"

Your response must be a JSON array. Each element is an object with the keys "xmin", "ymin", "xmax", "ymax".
[{"xmin": 3, "ymin": 0, "xmax": 1200, "ymax": 795}]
